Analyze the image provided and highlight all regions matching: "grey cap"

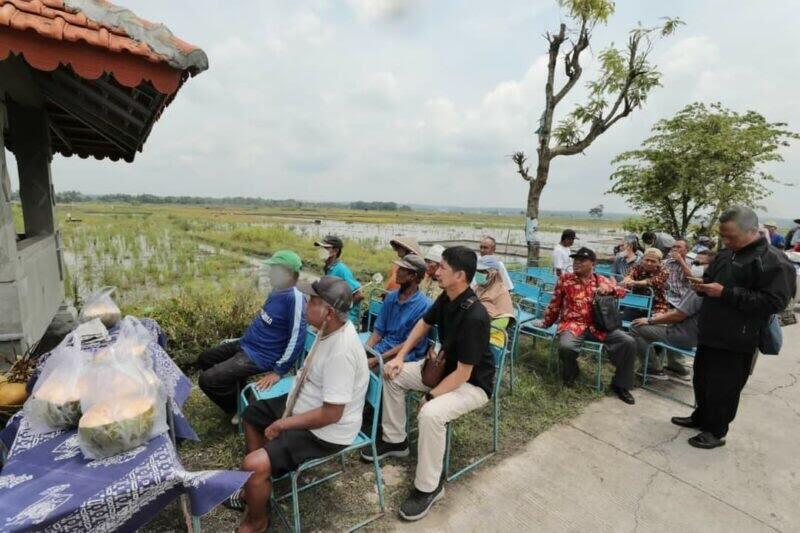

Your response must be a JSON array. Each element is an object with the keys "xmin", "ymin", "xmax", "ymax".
[
  {"xmin": 298, "ymin": 276, "xmax": 352, "ymax": 314},
  {"xmin": 393, "ymin": 254, "xmax": 427, "ymax": 274}
]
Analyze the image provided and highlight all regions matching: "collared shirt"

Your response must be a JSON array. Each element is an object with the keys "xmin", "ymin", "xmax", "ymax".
[
  {"xmin": 419, "ymin": 275, "xmax": 442, "ymax": 300},
  {"xmin": 552, "ymin": 244, "xmax": 573, "ymax": 274},
  {"xmin": 373, "ymin": 289, "xmax": 432, "ymax": 361},
  {"xmin": 423, "ymin": 288, "xmax": 494, "ymax": 397},
  {"xmin": 612, "ymin": 251, "xmax": 642, "ymax": 277},
  {"xmin": 663, "ymin": 258, "xmax": 691, "ymax": 308},
  {"xmin": 627, "ymin": 264, "xmax": 670, "ymax": 314},
  {"xmin": 542, "ymin": 273, "xmax": 626, "ymax": 341},
  {"xmin": 325, "ymin": 260, "xmax": 361, "ymax": 323},
  {"xmin": 240, "ymin": 287, "xmax": 307, "ymax": 373}
]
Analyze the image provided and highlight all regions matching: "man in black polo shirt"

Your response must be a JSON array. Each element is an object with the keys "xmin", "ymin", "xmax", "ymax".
[{"xmin": 361, "ymin": 246, "xmax": 494, "ymax": 521}]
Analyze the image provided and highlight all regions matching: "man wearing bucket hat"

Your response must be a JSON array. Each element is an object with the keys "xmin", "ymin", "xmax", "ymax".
[
  {"xmin": 198, "ymin": 250, "xmax": 308, "ymax": 421},
  {"xmin": 315, "ymin": 235, "xmax": 364, "ymax": 324},
  {"xmin": 365, "ymin": 254, "xmax": 432, "ymax": 367},
  {"xmin": 420, "ymin": 244, "xmax": 444, "ymax": 300},
  {"xmin": 763, "ymin": 221, "xmax": 785, "ymax": 248},
  {"xmin": 236, "ymin": 275, "xmax": 369, "ymax": 530},
  {"xmin": 385, "ymin": 236, "xmax": 423, "ymax": 291}
]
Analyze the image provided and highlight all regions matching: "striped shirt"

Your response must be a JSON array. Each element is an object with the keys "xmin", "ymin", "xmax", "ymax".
[{"xmin": 240, "ymin": 286, "xmax": 307, "ymax": 373}]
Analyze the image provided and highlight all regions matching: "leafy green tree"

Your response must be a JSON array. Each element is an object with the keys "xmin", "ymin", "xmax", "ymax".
[
  {"xmin": 513, "ymin": 0, "xmax": 681, "ymax": 261},
  {"xmin": 609, "ymin": 102, "xmax": 798, "ymax": 236}
]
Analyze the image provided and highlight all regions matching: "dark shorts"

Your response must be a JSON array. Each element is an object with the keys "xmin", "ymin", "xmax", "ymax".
[{"xmin": 242, "ymin": 394, "xmax": 346, "ymax": 477}]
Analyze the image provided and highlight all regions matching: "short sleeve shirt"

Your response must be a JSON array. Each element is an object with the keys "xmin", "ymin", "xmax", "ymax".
[
  {"xmin": 325, "ymin": 261, "xmax": 362, "ymax": 323},
  {"xmin": 552, "ymin": 244, "xmax": 573, "ymax": 273},
  {"xmin": 422, "ymin": 287, "xmax": 494, "ymax": 397},
  {"xmin": 374, "ymin": 289, "xmax": 431, "ymax": 361},
  {"xmin": 290, "ymin": 321, "xmax": 369, "ymax": 445},
  {"xmin": 666, "ymin": 291, "xmax": 702, "ymax": 347}
]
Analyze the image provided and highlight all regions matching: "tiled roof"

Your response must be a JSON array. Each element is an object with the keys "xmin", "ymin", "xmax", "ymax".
[{"xmin": 0, "ymin": 0, "xmax": 207, "ymax": 92}]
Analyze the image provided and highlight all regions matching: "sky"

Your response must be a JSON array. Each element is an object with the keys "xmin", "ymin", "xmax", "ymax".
[{"xmin": 5, "ymin": 0, "xmax": 800, "ymax": 217}]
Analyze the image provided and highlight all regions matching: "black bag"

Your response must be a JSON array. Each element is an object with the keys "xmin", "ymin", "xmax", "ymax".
[{"xmin": 591, "ymin": 276, "xmax": 621, "ymax": 333}]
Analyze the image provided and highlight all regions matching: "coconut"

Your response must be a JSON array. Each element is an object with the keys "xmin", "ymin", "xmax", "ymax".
[
  {"xmin": 0, "ymin": 381, "xmax": 28, "ymax": 406},
  {"xmin": 26, "ymin": 379, "xmax": 81, "ymax": 428},
  {"xmin": 79, "ymin": 395, "xmax": 155, "ymax": 458}
]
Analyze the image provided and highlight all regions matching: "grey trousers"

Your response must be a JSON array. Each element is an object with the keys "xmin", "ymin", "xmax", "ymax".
[
  {"xmin": 628, "ymin": 324, "xmax": 691, "ymax": 372},
  {"xmin": 557, "ymin": 329, "xmax": 636, "ymax": 390}
]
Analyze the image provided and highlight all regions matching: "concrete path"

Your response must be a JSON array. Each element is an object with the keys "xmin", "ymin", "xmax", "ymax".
[{"xmin": 395, "ymin": 323, "xmax": 800, "ymax": 533}]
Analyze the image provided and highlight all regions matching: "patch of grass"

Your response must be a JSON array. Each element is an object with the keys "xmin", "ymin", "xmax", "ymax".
[{"xmin": 142, "ymin": 336, "xmax": 605, "ymax": 532}]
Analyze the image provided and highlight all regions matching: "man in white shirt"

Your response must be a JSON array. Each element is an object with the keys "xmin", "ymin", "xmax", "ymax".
[
  {"xmin": 235, "ymin": 276, "xmax": 369, "ymax": 533},
  {"xmin": 552, "ymin": 229, "xmax": 577, "ymax": 276},
  {"xmin": 479, "ymin": 235, "xmax": 514, "ymax": 290}
]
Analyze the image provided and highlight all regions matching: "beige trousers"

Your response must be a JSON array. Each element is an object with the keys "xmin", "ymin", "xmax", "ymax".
[{"xmin": 382, "ymin": 360, "xmax": 489, "ymax": 492}]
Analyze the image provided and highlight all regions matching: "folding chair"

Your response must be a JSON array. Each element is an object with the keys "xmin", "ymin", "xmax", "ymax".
[
  {"xmin": 240, "ymin": 352, "xmax": 386, "ymax": 532},
  {"xmin": 641, "ymin": 341, "xmax": 697, "ymax": 406},
  {"xmin": 444, "ymin": 328, "xmax": 508, "ymax": 481},
  {"xmin": 594, "ymin": 263, "xmax": 615, "ymax": 277},
  {"xmin": 512, "ymin": 281, "xmax": 540, "ymax": 302}
]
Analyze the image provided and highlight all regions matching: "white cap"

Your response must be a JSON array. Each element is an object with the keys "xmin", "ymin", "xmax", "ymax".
[{"xmin": 424, "ymin": 244, "xmax": 445, "ymax": 263}]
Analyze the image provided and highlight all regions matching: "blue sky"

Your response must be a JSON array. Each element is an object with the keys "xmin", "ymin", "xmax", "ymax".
[{"xmin": 6, "ymin": 0, "xmax": 800, "ymax": 217}]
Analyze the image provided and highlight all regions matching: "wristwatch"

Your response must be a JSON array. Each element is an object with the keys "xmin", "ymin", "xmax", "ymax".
[{"xmin": 424, "ymin": 392, "xmax": 435, "ymax": 402}]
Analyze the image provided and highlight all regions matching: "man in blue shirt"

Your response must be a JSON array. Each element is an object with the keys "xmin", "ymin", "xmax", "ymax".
[
  {"xmin": 198, "ymin": 250, "xmax": 307, "ymax": 420},
  {"xmin": 365, "ymin": 254, "xmax": 431, "ymax": 368},
  {"xmin": 315, "ymin": 235, "xmax": 363, "ymax": 325}
]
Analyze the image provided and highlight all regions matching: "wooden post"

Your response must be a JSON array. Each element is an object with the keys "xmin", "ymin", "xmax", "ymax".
[
  {"xmin": 8, "ymin": 101, "xmax": 55, "ymax": 238},
  {"xmin": 0, "ymin": 102, "xmax": 19, "ymax": 283}
]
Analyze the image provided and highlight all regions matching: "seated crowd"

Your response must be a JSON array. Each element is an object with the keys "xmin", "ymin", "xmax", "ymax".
[{"xmin": 194, "ymin": 210, "xmax": 796, "ymax": 530}]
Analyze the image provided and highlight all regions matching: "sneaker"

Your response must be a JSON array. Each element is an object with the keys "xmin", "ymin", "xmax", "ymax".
[
  {"xmin": 637, "ymin": 369, "xmax": 668, "ymax": 381},
  {"xmin": 398, "ymin": 484, "xmax": 445, "ymax": 521},
  {"xmin": 665, "ymin": 365, "xmax": 691, "ymax": 380},
  {"xmin": 223, "ymin": 488, "xmax": 246, "ymax": 511},
  {"xmin": 360, "ymin": 439, "xmax": 410, "ymax": 462}
]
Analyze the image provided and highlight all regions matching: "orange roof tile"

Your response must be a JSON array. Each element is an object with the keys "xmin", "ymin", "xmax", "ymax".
[{"xmin": 0, "ymin": 0, "xmax": 207, "ymax": 93}]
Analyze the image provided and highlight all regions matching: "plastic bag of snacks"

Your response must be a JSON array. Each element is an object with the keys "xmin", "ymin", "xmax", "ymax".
[
  {"xmin": 78, "ymin": 345, "xmax": 166, "ymax": 459},
  {"xmin": 79, "ymin": 287, "xmax": 121, "ymax": 328},
  {"xmin": 24, "ymin": 345, "xmax": 89, "ymax": 433},
  {"xmin": 95, "ymin": 316, "xmax": 155, "ymax": 368}
]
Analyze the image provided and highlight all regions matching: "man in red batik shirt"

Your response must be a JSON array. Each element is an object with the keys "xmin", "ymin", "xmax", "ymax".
[{"xmin": 534, "ymin": 247, "xmax": 637, "ymax": 404}]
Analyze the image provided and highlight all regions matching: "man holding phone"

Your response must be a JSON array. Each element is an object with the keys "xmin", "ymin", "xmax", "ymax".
[{"xmin": 673, "ymin": 206, "xmax": 795, "ymax": 449}]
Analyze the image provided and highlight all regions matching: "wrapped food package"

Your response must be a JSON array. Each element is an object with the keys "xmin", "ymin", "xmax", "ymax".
[
  {"xmin": 78, "ymin": 395, "xmax": 155, "ymax": 459},
  {"xmin": 23, "ymin": 345, "xmax": 88, "ymax": 433},
  {"xmin": 78, "ymin": 344, "xmax": 166, "ymax": 459},
  {"xmin": 79, "ymin": 287, "xmax": 121, "ymax": 328}
]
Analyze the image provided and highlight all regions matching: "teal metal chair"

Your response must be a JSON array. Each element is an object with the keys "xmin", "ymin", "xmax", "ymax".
[
  {"xmin": 594, "ymin": 263, "xmax": 615, "ymax": 277},
  {"xmin": 239, "ymin": 351, "xmax": 386, "ymax": 532},
  {"xmin": 641, "ymin": 341, "xmax": 696, "ymax": 406},
  {"xmin": 512, "ymin": 281, "xmax": 540, "ymax": 301},
  {"xmin": 619, "ymin": 289, "xmax": 653, "ymax": 329},
  {"xmin": 366, "ymin": 296, "xmax": 384, "ymax": 332},
  {"xmin": 444, "ymin": 328, "xmax": 508, "ymax": 481}
]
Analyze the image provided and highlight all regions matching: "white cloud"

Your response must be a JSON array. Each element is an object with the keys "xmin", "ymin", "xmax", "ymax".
[{"xmin": 347, "ymin": 0, "xmax": 416, "ymax": 22}]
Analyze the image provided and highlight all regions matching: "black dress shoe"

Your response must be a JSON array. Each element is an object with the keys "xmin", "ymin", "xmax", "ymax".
[
  {"xmin": 612, "ymin": 385, "xmax": 635, "ymax": 405},
  {"xmin": 688, "ymin": 431, "xmax": 726, "ymax": 449},
  {"xmin": 671, "ymin": 416, "xmax": 701, "ymax": 429}
]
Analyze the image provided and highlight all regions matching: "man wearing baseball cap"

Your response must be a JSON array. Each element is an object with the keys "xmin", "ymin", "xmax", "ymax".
[
  {"xmin": 315, "ymin": 235, "xmax": 363, "ymax": 324},
  {"xmin": 534, "ymin": 246, "xmax": 638, "ymax": 404},
  {"xmin": 236, "ymin": 276, "xmax": 369, "ymax": 531},
  {"xmin": 365, "ymin": 254, "xmax": 432, "ymax": 368},
  {"xmin": 198, "ymin": 250, "xmax": 307, "ymax": 422}
]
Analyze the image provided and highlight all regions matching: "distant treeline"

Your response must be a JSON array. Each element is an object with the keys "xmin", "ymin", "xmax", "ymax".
[{"xmin": 11, "ymin": 190, "xmax": 412, "ymax": 211}]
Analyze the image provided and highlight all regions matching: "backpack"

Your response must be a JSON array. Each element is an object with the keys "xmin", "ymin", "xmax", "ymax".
[{"xmin": 758, "ymin": 314, "xmax": 783, "ymax": 355}]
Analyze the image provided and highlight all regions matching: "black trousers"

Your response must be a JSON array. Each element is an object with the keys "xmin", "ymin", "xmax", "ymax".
[
  {"xmin": 691, "ymin": 344, "xmax": 755, "ymax": 439},
  {"xmin": 198, "ymin": 341, "xmax": 262, "ymax": 414}
]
